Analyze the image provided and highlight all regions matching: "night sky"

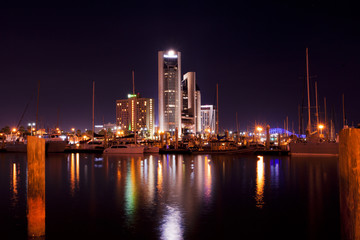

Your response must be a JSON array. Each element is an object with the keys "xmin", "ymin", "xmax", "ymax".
[{"xmin": 1, "ymin": 0, "xmax": 359, "ymax": 133}]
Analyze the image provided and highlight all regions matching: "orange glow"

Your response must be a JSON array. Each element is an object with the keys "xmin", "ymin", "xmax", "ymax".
[
  {"xmin": 12, "ymin": 163, "xmax": 18, "ymax": 196},
  {"xmin": 70, "ymin": 154, "xmax": 75, "ymax": 195},
  {"xmin": 157, "ymin": 160, "xmax": 163, "ymax": 193},
  {"xmin": 27, "ymin": 197, "xmax": 45, "ymax": 237},
  {"xmin": 76, "ymin": 153, "xmax": 80, "ymax": 189},
  {"xmin": 256, "ymin": 155, "xmax": 265, "ymax": 208},
  {"xmin": 204, "ymin": 156, "xmax": 212, "ymax": 199},
  {"xmin": 318, "ymin": 124, "xmax": 324, "ymax": 129},
  {"xmin": 27, "ymin": 136, "xmax": 45, "ymax": 237},
  {"xmin": 12, "ymin": 128, "xmax": 17, "ymax": 133},
  {"xmin": 256, "ymin": 126, "xmax": 263, "ymax": 132},
  {"xmin": 117, "ymin": 166, "xmax": 121, "ymax": 180}
]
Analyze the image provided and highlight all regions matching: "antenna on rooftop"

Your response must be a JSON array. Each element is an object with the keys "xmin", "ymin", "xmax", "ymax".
[{"xmin": 132, "ymin": 70, "xmax": 135, "ymax": 95}]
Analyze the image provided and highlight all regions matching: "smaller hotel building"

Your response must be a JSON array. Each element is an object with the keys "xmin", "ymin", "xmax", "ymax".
[
  {"xmin": 201, "ymin": 105, "xmax": 216, "ymax": 134},
  {"xmin": 116, "ymin": 94, "xmax": 155, "ymax": 138}
]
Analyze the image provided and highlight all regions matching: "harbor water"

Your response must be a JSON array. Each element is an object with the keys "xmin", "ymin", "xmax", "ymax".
[{"xmin": 0, "ymin": 153, "xmax": 340, "ymax": 239}]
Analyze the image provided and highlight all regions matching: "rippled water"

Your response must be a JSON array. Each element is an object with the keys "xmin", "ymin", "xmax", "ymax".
[{"xmin": 0, "ymin": 153, "xmax": 340, "ymax": 239}]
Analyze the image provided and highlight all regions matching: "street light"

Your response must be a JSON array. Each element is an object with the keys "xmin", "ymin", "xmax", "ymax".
[
  {"xmin": 318, "ymin": 124, "xmax": 324, "ymax": 136},
  {"xmin": 11, "ymin": 128, "xmax": 17, "ymax": 142},
  {"xmin": 71, "ymin": 128, "xmax": 76, "ymax": 144},
  {"xmin": 28, "ymin": 123, "xmax": 32, "ymax": 136},
  {"xmin": 256, "ymin": 126, "xmax": 263, "ymax": 143}
]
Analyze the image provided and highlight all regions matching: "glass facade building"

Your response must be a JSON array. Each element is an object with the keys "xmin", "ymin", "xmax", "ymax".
[{"xmin": 158, "ymin": 50, "xmax": 182, "ymax": 136}]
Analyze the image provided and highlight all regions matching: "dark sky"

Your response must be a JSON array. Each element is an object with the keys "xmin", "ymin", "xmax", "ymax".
[{"xmin": 1, "ymin": 0, "xmax": 359, "ymax": 133}]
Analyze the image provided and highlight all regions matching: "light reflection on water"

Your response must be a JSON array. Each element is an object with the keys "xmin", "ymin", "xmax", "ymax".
[
  {"xmin": 0, "ymin": 153, "xmax": 340, "ymax": 239},
  {"xmin": 161, "ymin": 205, "xmax": 183, "ymax": 240},
  {"xmin": 11, "ymin": 163, "xmax": 18, "ymax": 204},
  {"xmin": 256, "ymin": 155, "xmax": 265, "ymax": 208}
]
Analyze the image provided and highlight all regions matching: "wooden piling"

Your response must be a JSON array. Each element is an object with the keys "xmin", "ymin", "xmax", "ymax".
[
  {"xmin": 339, "ymin": 128, "xmax": 360, "ymax": 240},
  {"xmin": 266, "ymin": 125, "xmax": 270, "ymax": 150},
  {"xmin": 175, "ymin": 128, "xmax": 178, "ymax": 149},
  {"xmin": 27, "ymin": 136, "xmax": 46, "ymax": 238}
]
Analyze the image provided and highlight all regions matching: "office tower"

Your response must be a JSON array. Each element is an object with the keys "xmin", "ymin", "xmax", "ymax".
[
  {"xmin": 181, "ymin": 72, "xmax": 201, "ymax": 134},
  {"xmin": 158, "ymin": 50, "xmax": 182, "ymax": 136},
  {"xmin": 195, "ymin": 89, "xmax": 201, "ymax": 133},
  {"xmin": 116, "ymin": 94, "xmax": 155, "ymax": 138},
  {"xmin": 201, "ymin": 105, "xmax": 216, "ymax": 134}
]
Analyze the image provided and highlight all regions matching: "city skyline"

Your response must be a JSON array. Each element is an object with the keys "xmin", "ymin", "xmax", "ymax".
[{"xmin": 1, "ymin": 1, "xmax": 359, "ymax": 133}]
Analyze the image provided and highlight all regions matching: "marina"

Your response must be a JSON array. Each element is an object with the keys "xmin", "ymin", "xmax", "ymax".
[{"xmin": 1, "ymin": 2, "xmax": 359, "ymax": 239}]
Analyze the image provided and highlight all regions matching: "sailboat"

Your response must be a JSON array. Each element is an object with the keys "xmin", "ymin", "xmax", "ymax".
[
  {"xmin": 5, "ymin": 82, "xmax": 67, "ymax": 153},
  {"xmin": 289, "ymin": 48, "xmax": 339, "ymax": 156}
]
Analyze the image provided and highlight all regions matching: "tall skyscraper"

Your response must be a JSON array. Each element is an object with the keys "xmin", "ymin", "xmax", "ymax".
[
  {"xmin": 181, "ymin": 72, "xmax": 201, "ymax": 134},
  {"xmin": 158, "ymin": 50, "xmax": 182, "ymax": 135},
  {"xmin": 116, "ymin": 94, "xmax": 155, "ymax": 138}
]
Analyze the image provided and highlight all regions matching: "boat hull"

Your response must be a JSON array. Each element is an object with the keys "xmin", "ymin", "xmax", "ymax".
[
  {"xmin": 144, "ymin": 146, "xmax": 160, "ymax": 153},
  {"xmin": 103, "ymin": 146, "xmax": 144, "ymax": 154},
  {"xmin": 289, "ymin": 142, "xmax": 339, "ymax": 156},
  {"xmin": 46, "ymin": 141, "xmax": 67, "ymax": 153},
  {"xmin": 5, "ymin": 143, "xmax": 27, "ymax": 152}
]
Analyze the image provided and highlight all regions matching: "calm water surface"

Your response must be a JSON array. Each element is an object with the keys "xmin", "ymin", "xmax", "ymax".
[{"xmin": 0, "ymin": 153, "xmax": 340, "ymax": 239}]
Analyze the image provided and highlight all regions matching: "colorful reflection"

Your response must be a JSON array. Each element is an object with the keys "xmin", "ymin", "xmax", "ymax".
[
  {"xmin": 270, "ymin": 159, "xmax": 279, "ymax": 189},
  {"xmin": 204, "ymin": 156, "xmax": 212, "ymax": 203},
  {"xmin": 256, "ymin": 155, "xmax": 265, "ymax": 208},
  {"xmin": 1, "ymin": 153, "xmax": 340, "ymax": 239},
  {"xmin": 76, "ymin": 153, "xmax": 80, "ymax": 189},
  {"xmin": 124, "ymin": 158, "xmax": 137, "ymax": 222},
  {"xmin": 157, "ymin": 157, "xmax": 163, "ymax": 194}
]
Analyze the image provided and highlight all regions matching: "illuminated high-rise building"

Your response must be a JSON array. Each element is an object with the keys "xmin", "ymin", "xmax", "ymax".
[
  {"xmin": 158, "ymin": 50, "xmax": 182, "ymax": 136},
  {"xmin": 116, "ymin": 94, "xmax": 155, "ymax": 138},
  {"xmin": 181, "ymin": 72, "xmax": 201, "ymax": 134}
]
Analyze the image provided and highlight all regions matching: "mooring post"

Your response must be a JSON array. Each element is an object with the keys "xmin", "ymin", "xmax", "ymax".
[
  {"xmin": 27, "ymin": 136, "xmax": 46, "ymax": 238},
  {"xmin": 339, "ymin": 128, "xmax": 360, "ymax": 240},
  {"xmin": 175, "ymin": 127, "xmax": 178, "ymax": 149},
  {"xmin": 266, "ymin": 125, "xmax": 270, "ymax": 150}
]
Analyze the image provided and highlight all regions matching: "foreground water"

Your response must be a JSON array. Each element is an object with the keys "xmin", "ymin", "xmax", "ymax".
[{"xmin": 0, "ymin": 153, "xmax": 339, "ymax": 239}]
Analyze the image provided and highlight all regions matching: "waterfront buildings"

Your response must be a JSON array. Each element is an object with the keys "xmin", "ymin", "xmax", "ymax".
[
  {"xmin": 201, "ymin": 105, "xmax": 216, "ymax": 134},
  {"xmin": 158, "ymin": 50, "xmax": 182, "ymax": 136},
  {"xmin": 94, "ymin": 123, "xmax": 116, "ymax": 133},
  {"xmin": 116, "ymin": 94, "xmax": 155, "ymax": 138},
  {"xmin": 181, "ymin": 72, "xmax": 201, "ymax": 134}
]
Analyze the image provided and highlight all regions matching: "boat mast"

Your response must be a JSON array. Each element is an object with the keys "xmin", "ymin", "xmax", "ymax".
[
  {"xmin": 36, "ymin": 80, "xmax": 40, "ymax": 134},
  {"xmin": 306, "ymin": 48, "xmax": 311, "ymax": 134},
  {"xmin": 342, "ymin": 93, "xmax": 346, "ymax": 128},
  {"xmin": 92, "ymin": 81, "xmax": 95, "ymax": 139},
  {"xmin": 236, "ymin": 112, "xmax": 239, "ymax": 142},
  {"xmin": 236, "ymin": 112, "xmax": 239, "ymax": 133},
  {"xmin": 324, "ymin": 97, "xmax": 327, "ymax": 137},
  {"xmin": 132, "ymin": 70, "xmax": 137, "ymax": 144},
  {"xmin": 298, "ymin": 104, "xmax": 301, "ymax": 135},
  {"xmin": 132, "ymin": 70, "xmax": 135, "ymax": 95},
  {"xmin": 216, "ymin": 83, "xmax": 219, "ymax": 135},
  {"xmin": 315, "ymin": 81, "xmax": 319, "ymax": 129}
]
